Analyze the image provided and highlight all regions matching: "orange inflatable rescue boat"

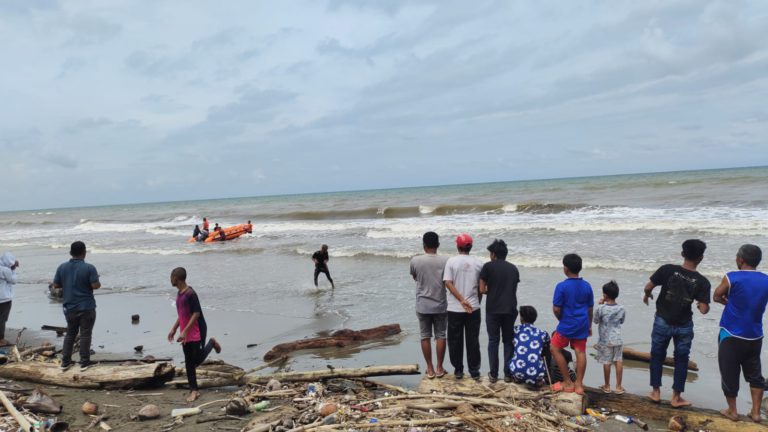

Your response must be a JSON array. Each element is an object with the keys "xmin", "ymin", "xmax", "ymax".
[{"xmin": 188, "ymin": 223, "xmax": 252, "ymax": 243}]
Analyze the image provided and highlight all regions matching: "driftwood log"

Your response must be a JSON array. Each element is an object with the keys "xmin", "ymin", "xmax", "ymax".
[
  {"xmin": 248, "ymin": 364, "xmax": 420, "ymax": 384},
  {"xmin": 0, "ymin": 361, "xmax": 175, "ymax": 389},
  {"xmin": 0, "ymin": 391, "xmax": 32, "ymax": 432},
  {"xmin": 585, "ymin": 387, "xmax": 763, "ymax": 432},
  {"xmin": 169, "ymin": 361, "xmax": 246, "ymax": 389},
  {"xmin": 263, "ymin": 324, "xmax": 402, "ymax": 361},
  {"xmin": 623, "ymin": 347, "xmax": 699, "ymax": 371}
]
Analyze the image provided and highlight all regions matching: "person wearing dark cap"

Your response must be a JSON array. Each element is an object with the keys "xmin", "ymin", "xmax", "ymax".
[
  {"xmin": 53, "ymin": 241, "xmax": 101, "ymax": 371},
  {"xmin": 410, "ymin": 232, "xmax": 449, "ymax": 379},
  {"xmin": 443, "ymin": 233, "xmax": 483, "ymax": 380},
  {"xmin": 479, "ymin": 239, "xmax": 520, "ymax": 383}
]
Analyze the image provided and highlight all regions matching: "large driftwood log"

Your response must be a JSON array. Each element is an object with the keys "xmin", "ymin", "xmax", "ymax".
[
  {"xmin": 247, "ymin": 364, "xmax": 419, "ymax": 384},
  {"xmin": 585, "ymin": 387, "xmax": 763, "ymax": 432},
  {"xmin": 0, "ymin": 391, "xmax": 32, "ymax": 432},
  {"xmin": 0, "ymin": 361, "xmax": 175, "ymax": 389},
  {"xmin": 623, "ymin": 347, "xmax": 699, "ymax": 371},
  {"xmin": 263, "ymin": 324, "xmax": 402, "ymax": 361}
]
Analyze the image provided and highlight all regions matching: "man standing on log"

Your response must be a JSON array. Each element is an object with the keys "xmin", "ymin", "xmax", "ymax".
[
  {"xmin": 444, "ymin": 233, "xmax": 483, "ymax": 380},
  {"xmin": 312, "ymin": 245, "xmax": 335, "ymax": 289},
  {"xmin": 643, "ymin": 239, "xmax": 710, "ymax": 407},
  {"xmin": 713, "ymin": 244, "xmax": 768, "ymax": 423},
  {"xmin": 168, "ymin": 267, "xmax": 222, "ymax": 402},
  {"xmin": 480, "ymin": 239, "xmax": 520, "ymax": 383},
  {"xmin": 410, "ymin": 232, "xmax": 449, "ymax": 379},
  {"xmin": 53, "ymin": 241, "xmax": 100, "ymax": 371}
]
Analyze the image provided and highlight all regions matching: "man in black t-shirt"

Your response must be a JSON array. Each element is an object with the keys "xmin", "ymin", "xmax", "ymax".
[
  {"xmin": 312, "ymin": 244, "xmax": 335, "ymax": 289},
  {"xmin": 643, "ymin": 239, "xmax": 710, "ymax": 408},
  {"xmin": 479, "ymin": 239, "xmax": 520, "ymax": 383}
]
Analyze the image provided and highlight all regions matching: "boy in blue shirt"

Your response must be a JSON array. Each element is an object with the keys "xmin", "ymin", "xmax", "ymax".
[{"xmin": 551, "ymin": 254, "xmax": 593, "ymax": 395}]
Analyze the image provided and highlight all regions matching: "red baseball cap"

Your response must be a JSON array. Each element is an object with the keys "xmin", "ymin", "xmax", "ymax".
[{"xmin": 456, "ymin": 233, "xmax": 473, "ymax": 248}]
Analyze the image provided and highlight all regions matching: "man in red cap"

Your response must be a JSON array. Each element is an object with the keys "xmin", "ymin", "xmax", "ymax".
[{"xmin": 444, "ymin": 233, "xmax": 483, "ymax": 380}]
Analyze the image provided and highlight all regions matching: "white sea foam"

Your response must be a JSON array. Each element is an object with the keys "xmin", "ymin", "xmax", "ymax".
[{"xmin": 418, "ymin": 205, "xmax": 436, "ymax": 214}]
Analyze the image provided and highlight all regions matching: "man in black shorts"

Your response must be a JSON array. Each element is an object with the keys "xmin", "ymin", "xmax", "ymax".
[{"xmin": 312, "ymin": 245, "xmax": 335, "ymax": 289}]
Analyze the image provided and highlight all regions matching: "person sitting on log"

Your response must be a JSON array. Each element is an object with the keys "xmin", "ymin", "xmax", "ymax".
[
  {"xmin": 509, "ymin": 305, "xmax": 550, "ymax": 387},
  {"xmin": 167, "ymin": 267, "xmax": 222, "ymax": 402},
  {"xmin": 713, "ymin": 244, "xmax": 768, "ymax": 423}
]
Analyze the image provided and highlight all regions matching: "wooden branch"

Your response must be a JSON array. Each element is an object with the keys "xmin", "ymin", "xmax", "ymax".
[
  {"xmin": 244, "ymin": 419, "xmax": 282, "ymax": 432},
  {"xmin": 244, "ymin": 356, "xmax": 288, "ymax": 375},
  {"xmin": 247, "ymin": 364, "xmax": 419, "ymax": 384},
  {"xmin": 623, "ymin": 347, "xmax": 699, "ymax": 371},
  {"xmin": 358, "ymin": 378, "xmax": 416, "ymax": 395},
  {"xmin": 263, "ymin": 324, "xmax": 401, "ymax": 361},
  {"xmin": 0, "ymin": 391, "xmax": 33, "ymax": 432},
  {"xmin": 19, "ymin": 345, "xmax": 54, "ymax": 358}
]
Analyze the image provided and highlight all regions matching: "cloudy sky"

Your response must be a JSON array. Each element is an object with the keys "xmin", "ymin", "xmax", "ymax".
[{"xmin": 1, "ymin": 0, "xmax": 766, "ymax": 211}]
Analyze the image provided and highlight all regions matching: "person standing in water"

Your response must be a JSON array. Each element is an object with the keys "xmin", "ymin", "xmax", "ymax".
[
  {"xmin": 312, "ymin": 245, "xmax": 335, "ymax": 288},
  {"xmin": 0, "ymin": 252, "xmax": 19, "ymax": 346},
  {"xmin": 202, "ymin": 217, "xmax": 209, "ymax": 231},
  {"xmin": 167, "ymin": 267, "xmax": 222, "ymax": 402}
]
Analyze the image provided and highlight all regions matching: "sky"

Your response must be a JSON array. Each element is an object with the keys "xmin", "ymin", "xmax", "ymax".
[{"xmin": 1, "ymin": 0, "xmax": 767, "ymax": 211}]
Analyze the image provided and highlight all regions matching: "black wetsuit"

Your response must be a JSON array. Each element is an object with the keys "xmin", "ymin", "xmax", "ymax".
[{"xmin": 312, "ymin": 250, "xmax": 333, "ymax": 286}]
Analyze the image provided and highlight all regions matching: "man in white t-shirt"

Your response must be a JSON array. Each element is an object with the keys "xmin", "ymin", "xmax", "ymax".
[{"xmin": 444, "ymin": 233, "xmax": 483, "ymax": 380}]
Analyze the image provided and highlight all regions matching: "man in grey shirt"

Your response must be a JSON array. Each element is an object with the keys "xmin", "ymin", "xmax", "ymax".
[{"xmin": 410, "ymin": 231, "xmax": 449, "ymax": 379}]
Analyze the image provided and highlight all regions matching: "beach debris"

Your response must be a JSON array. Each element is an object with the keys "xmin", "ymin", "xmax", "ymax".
[
  {"xmin": 138, "ymin": 404, "xmax": 160, "ymax": 420},
  {"xmin": 21, "ymin": 388, "xmax": 62, "ymax": 414},
  {"xmin": 318, "ymin": 402, "xmax": 338, "ymax": 417},
  {"xmin": 263, "ymin": 324, "xmax": 402, "ymax": 361},
  {"xmin": 668, "ymin": 415, "xmax": 687, "ymax": 431},
  {"xmin": 454, "ymin": 402, "xmax": 474, "ymax": 415},
  {"xmin": 0, "ymin": 390, "xmax": 34, "ymax": 432},
  {"xmin": 131, "ymin": 314, "xmax": 140, "ymax": 323},
  {"xmin": 82, "ymin": 401, "xmax": 99, "ymax": 415},
  {"xmin": 225, "ymin": 398, "xmax": 249, "ymax": 416},
  {"xmin": 266, "ymin": 378, "xmax": 281, "ymax": 391},
  {"xmin": 250, "ymin": 400, "xmax": 270, "ymax": 412},
  {"xmin": 170, "ymin": 407, "xmax": 199, "ymax": 418},
  {"xmin": 133, "ymin": 345, "xmax": 143, "ymax": 353},
  {"xmin": 246, "ymin": 343, "xmax": 258, "ymax": 348}
]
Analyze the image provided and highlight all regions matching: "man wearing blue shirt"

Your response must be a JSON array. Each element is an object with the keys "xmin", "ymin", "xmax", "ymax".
[
  {"xmin": 713, "ymin": 244, "xmax": 768, "ymax": 423},
  {"xmin": 53, "ymin": 241, "xmax": 101, "ymax": 371}
]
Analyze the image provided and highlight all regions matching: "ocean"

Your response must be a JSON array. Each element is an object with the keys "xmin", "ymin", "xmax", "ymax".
[{"xmin": 1, "ymin": 166, "xmax": 767, "ymax": 411}]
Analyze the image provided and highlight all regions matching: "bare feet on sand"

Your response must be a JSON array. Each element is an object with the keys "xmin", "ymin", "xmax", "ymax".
[
  {"xmin": 211, "ymin": 337, "xmax": 222, "ymax": 354},
  {"xmin": 186, "ymin": 390, "xmax": 200, "ymax": 402},
  {"xmin": 670, "ymin": 395, "xmax": 692, "ymax": 408},
  {"xmin": 751, "ymin": 413, "xmax": 762, "ymax": 423},
  {"xmin": 721, "ymin": 409, "xmax": 739, "ymax": 421},
  {"xmin": 648, "ymin": 389, "xmax": 661, "ymax": 403}
]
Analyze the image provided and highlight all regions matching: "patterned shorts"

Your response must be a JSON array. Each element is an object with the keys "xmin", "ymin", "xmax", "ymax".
[{"xmin": 595, "ymin": 344, "xmax": 623, "ymax": 364}]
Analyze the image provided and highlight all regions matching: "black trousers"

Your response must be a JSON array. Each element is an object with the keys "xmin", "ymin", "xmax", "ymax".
[
  {"xmin": 447, "ymin": 310, "xmax": 481, "ymax": 377},
  {"xmin": 718, "ymin": 335, "xmax": 765, "ymax": 398},
  {"xmin": 314, "ymin": 266, "xmax": 333, "ymax": 286},
  {"xmin": 486, "ymin": 312, "xmax": 517, "ymax": 378},
  {"xmin": 62, "ymin": 309, "xmax": 96, "ymax": 365},
  {"xmin": 0, "ymin": 301, "xmax": 11, "ymax": 340},
  {"xmin": 183, "ymin": 339, "xmax": 215, "ymax": 391}
]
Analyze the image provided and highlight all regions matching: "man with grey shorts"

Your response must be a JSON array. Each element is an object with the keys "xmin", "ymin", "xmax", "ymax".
[{"xmin": 410, "ymin": 232, "xmax": 449, "ymax": 379}]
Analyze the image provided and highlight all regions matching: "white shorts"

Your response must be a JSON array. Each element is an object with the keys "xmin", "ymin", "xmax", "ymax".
[{"xmin": 596, "ymin": 344, "xmax": 623, "ymax": 364}]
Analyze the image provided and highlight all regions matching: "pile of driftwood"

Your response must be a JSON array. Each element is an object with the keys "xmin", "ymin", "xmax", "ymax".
[{"xmin": 172, "ymin": 372, "xmax": 589, "ymax": 432}]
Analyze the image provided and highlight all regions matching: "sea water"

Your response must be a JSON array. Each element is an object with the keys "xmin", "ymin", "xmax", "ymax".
[{"xmin": 1, "ymin": 166, "xmax": 767, "ymax": 411}]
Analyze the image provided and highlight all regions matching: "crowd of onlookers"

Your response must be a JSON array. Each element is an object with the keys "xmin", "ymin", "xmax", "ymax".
[{"xmin": 409, "ymin": 233, "xmax": 768, "ymax": 423}]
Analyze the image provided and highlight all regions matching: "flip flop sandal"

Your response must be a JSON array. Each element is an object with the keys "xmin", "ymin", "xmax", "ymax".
[
  {"xmin": 550, "ymin": 382, "xmax": 564, "ymax": 392},
  {"xmin": 600, "ymin": 385, "xmax": 612, "ymax": 393},
  {"xmin": 426, "ymin": 372, "xmax": 436, "ymax": 379},
  {"xmin": 614, "ymin": 388, "xmax": 625, "ymax": 395},
  {"xmin": 435, "ymin": 371, "xmax": 447, "ymax": 378}
]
